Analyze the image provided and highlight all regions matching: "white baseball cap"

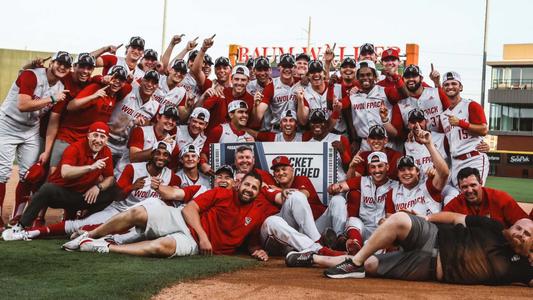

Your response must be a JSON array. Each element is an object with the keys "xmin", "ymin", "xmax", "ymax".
[
  {"xmin": 367, "ymin": 151, "xmax": 388, "ymax": 165},
  {"xmin": 442, "ymin": 71, "xmax": 462, "ymax": 84},
  {"xmin": 180, "ymin": 143, "xmax": 200, "ymax": 157},
  {"xmin": 356, "ymin": 60, "xmax": 376, "ymax": 71},
  {"xmin": 232, "ymin": 65, "xmax": 250, "ymax": 78},
  {"xmin": 228, "ymin": 100, "xmax": 248, "ymax": 113},
  {"xmin": 189, "ymin": 107, "xmax": 210, "ymax": 123}
]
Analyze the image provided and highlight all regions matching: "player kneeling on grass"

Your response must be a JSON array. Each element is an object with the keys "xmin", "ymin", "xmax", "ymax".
[
  {"xmin": 65, "ymin": 172, "xmax": 273, "ymax": 260},
  {"xmin": 2, "ymin": 122, "xmax": 117, "ymax": 241},
  {"xmin": 286, "ymin": 212, "xmax": 533, "ymax": 286}
]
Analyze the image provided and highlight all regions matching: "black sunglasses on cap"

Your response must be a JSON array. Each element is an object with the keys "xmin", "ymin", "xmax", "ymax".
[{"xmin": 397, "ymin": 155, "xmax": 416, "ymax": 169}]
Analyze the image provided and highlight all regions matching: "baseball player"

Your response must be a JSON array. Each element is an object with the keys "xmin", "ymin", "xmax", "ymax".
[
  {"xmin": 439, "ymin": 71, "xmax": 489, "ymax": 187},
  {"xmin": 341, "ymin": 60, "xmax": 407, "ymax": 152},
  {"xmin": 385, "ymin": 126, "xmax": 450, "ymax": 216},
  {"xmin": 328, "ymin": 152, "xmax": 399, "ymax": 254},
  {"xmin": 190, "ymin": 36, "xmax": 231, "ymax": 93},
  {"xmin": 175, "ymin": 107, "xmax": 209, "ymax": 151},
  {"xmin": 67, "ymin": 172, "xmax": 274, "ymax": 261},
  {"xmin": 357, "ymin": 43, "xmax": 378, "ymax": 63},
  {"xmin": 176, "ymin": 144, "xmax": 210, "ymax": 189},
  {"xmin": 377, "ymin": 48, "xmax": 401, "ymax": 88},
  {"xmin": 245, "ymin": 57, "xmax": 256, "ymax": 81},
  {"xmin": 260, "ymin": 156, "xmax": 346, "ymax": 257},
  {"xmin": 444, "ymin": 167, "xmax": 528, "ymax": 228},
  {"xmin": 153, "ymin": 59, "xmax": 188, "ymax": 110},
  {"xmin": 0, "ymin": 51, "xmax": 70, "ymax": 227},
  {"xmin": 1, "ymin": 122, "xmax": 116, "ymax": 240},
  {"xmin": 252, "ymin": 53, "xmax": 305, "ymax": 131},
  {"xmin": 137, "ymin": 49, "xmax": 159, "ymax": 74},
  {"xmin": 245, "ymin": 110, "xmax": 303, "ymax": 142},
  {"xmin": 107, "ymin": 70, "xmax": 161, "ymax": 163},
  {"xmin": 294, "ymin": 53, "xmax": 310, "ymax": 85},
  {"xmin": 196, "ymin": 66, "xmax": 254, "ymax": 132},
  {"xmin": 199, "ymin": 100, "xmax": 255, "ymax": 170},
  {"xmin": 347, "ymin": 124, "xmax": 402, "ymax": 180},
  {"xmin": 303, "ymin": 110, "xmax": 351, "ymax": 181},
  {"xmin": 115, "ymin": 105, "xmax": 180, "ymax": 176},
  {"xmin": 92, "ymin": 36, "xmax": 146, "ymax": 82},
  {"xmin": 246, "ymin": 56, "xmax": 273, "ymax": 131}
]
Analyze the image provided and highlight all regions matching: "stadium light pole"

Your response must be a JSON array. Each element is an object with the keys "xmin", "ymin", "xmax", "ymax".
[
  {"xmin": 161, "ymin": 0, "xmax": 168, "ymax": 55},
  {"xmin": 480, "ymin": 0, "xmax": 490, "ymax": 108}
]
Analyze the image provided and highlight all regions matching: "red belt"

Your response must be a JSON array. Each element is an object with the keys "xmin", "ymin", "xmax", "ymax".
[{"xmin": 454, "ymin": 150, "xmax": 480, "ymax": 160}]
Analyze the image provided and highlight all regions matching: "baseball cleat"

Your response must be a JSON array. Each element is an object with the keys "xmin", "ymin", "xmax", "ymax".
[
  {"xmin": 79, "ymin": 238, "xmax": 110, "ymax": 253},
  {"xmin": 7, "ymin": 216, "xmax": 21, "ymax": 228},
  {"xmin": 324, "ymin": 258, "xmax": 365, "ymax": 279},
  {"xmin": 285, "ymin": 250, "xmax": 314, "ymax": 267},
  {"xmin": 1, "ymin": 224, "xmax": 31, "ymax": 241},
  {"xmin": 62, "ymin": 231, "xmax": 89, "ymax": 251}
]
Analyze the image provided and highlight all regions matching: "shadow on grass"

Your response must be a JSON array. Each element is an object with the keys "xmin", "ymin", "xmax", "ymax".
[{"xmin": 0, "ymin": 240, "xmax": 257, "ymax": 300}]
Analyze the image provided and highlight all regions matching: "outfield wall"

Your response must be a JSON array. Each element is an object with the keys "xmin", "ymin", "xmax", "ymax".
[{"xmin": 488, "ymin": 151, "xmax": 533, "ymax": 178}]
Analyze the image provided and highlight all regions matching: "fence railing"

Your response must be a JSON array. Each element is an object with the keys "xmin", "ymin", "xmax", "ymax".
[{"xmin": 491, "ymin": 79, "xmax": 533, "ymax": 90}]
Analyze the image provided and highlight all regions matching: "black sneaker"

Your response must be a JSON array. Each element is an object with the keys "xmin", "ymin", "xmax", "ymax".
[
  {"xmin": 285, "ymin": 250, "xmax": 314, "ymax": 267},
  {"xmin": 323, "ymin": 258, "xmax": 365, "ymax": 279}
]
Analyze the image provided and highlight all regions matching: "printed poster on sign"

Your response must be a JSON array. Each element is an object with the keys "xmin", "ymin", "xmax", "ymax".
[{"xmin": 210, "ymin": 142, "xmax": 338, "ymax": 204}]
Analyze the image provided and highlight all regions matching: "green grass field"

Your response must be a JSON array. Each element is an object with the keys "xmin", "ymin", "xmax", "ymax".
[
  {"xmin": 486, "ymin": 176, "xmax": 533, "ymax": 203},
  {"xmin": 0, "ymin": 240, "xmax": 258, "ymax": 299}
]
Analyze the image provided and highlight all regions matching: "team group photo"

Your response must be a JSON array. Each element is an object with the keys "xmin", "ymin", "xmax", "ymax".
[{"xmin": 1, "ymin": 0, "xmax": 532, "ymax": 299}]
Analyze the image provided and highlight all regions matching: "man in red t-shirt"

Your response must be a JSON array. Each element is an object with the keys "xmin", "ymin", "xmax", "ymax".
[
  {"xmin": 69, "ymin": 172, "xmax": 273, "ymax": 261},
  {"xmin": 2, "ymin": 122, "xmax": 117, "ymax": 240},
  {"xmin": 260, "ymin": 156, "xmax": 345, "ymax": 257},
  {"xmin": 444, "ymin": 167, "xmax": 528, "ymax": 228}
]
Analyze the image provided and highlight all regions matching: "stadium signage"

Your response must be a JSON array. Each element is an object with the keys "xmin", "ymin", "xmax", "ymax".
[
  {"xmin": 487, "ymin": 153, "xmax": 501, "ymax": 163},
  {"xmin": 507, "ymin": 154, "xmax": 533, "ymax": 165},
  {"xmin": 237, "ymin": 45, "xmax": 402, "ymax": 62}
]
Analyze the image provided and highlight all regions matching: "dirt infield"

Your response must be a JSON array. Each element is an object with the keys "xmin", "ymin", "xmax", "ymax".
[{"xmin": 153, "ymin": 258, "xmax": 532, "ymax": 300}]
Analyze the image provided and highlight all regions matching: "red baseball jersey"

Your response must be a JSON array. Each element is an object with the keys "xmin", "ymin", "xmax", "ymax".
[
  {"xmin": 443, "ymin": 187, "xmax": 528, "ymax": 228},
  {"xmin": 200, "ymin": 87, "xmax": 254, "ymax": 132},
  {"xmin": 188, "ymin": 188, "xmax": 272, "ymax": 254},
  {"xmin": 48, "ymin": 139, "xmax": 113, "ymax": 193}
]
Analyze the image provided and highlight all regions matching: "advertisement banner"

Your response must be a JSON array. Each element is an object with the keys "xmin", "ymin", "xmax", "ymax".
[{"xmin": 210, "ymin": 142, "xmax": 338, "ymax": 204}]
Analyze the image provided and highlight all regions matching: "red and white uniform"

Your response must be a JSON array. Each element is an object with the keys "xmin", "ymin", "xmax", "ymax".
[
  {"xmin": 246, "ymin": 79, "xmax": 266, "ymax": 95},
  {"xmin": 327, "ymin": 82, "xmax": 358, "ymax": 133},
  {"xmin": 306, "ymin": 133, "xmax": 351, "ymax": 181},
  {"xmin": 441, "ymin": 98, "xmax": 489, "ymax": 187},
  {"xmin": 175, "ymin": 125, "xmax": 207, "ymax": 151},
  {"xmin": 261, "ymin": 78, "xmax": 305, "ymax": 130},
  {"xmin": 152, "ymin": 75, "xmax": 187, "ymax": 109},
  {"xmin": 201, "ymin": 123, "xmax": 254, "ymax": 158},
  {"xmin": 353, "ymin": 148, "xmax": 402, "ymax": 180},
  {"xmin": 341, "ymin": 85, "xmax": 402, "ymax": 151},
  {"xmin": 404, "ymin": 133, "xmax": 448, "ymax": 174},
  {"xmin": 345, "ymin": 176, "xmax": 398, "ymax": 240},
  {"xmin": 391, "ymin": 87, "xmax": 450, "ymax": 134},
  {"xmin": 177, "ymin": 73, "xmax": 211, "ymax": 100},
  {"xmin": 201, "ymin": 88, "xmax": 254, "ymax": 131},
  {"xmin": 115, "ymin": 125, "xmax": 179, "ymax": 177},
  {"xmin": 444, "ymin": 187, "xmax": 528, "ymax": 228},
  {"xmin": 0, "ymin": 69, "xmax": 64, "ymax": 182},
  {"xmin": 386, "ymin": 179, "xmax": 443, "ymax": 216},
  {"xmin": 176, "ymin": 169, "xmax": 210, "ymax": 189},
  {"xmin": 101, "ymin": 54, "xmax": 145, "ymax": 83},
  {"xmin": 64, "ymin": 162, "xmax": 180, "ymax": 235},
  {"xmin": 107, "ymin": 85, "xmax": 160, "ymax": 155}
]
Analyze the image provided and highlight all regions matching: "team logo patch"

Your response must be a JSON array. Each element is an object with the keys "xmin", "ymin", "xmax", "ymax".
[{"xmin": 244, "ymin": 217, "xmax": 252, "ymax": 226}]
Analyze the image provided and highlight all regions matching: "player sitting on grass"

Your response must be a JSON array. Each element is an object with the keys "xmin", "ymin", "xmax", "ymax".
[
  {"xmin": 285, "ymin": 212, "xmax": 533, "ymax": 287},
  {"xmin": 64, "ymin": 172, "xmax": 274, "ymax": 261}
]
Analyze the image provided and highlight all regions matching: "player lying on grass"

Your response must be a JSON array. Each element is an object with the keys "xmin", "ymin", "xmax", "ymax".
[
  {"xmin": 285, "ymin": 211, "xmax": 533, "ymax": 286},
  {"xmin": 64, "ymin": 172, "xmax": 274, "ymax": 261}
]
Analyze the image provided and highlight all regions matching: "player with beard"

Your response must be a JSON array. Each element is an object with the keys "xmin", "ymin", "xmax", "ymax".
[
  {"xmin": 440, "ymin": 72, "xmax": 489, "ymax": 188},
  {"xmin": 67, "ymin": 173, "xmax": 274, "ymax": 261},
  {"xmin": 444, "ymin": 167, "xmax": 528, "ymax": 228},
  {"xmin": 385, "ymin": 125, "xmax": 450, "ymax": 216},
  {"xmin": 115, "ymin": 105, "xmax": 180, "ymax": 176},
  {"xmin": 92, "ymin": 36, "xmax": 146, "ymax": 82},
  {"xmin": 231, "ymin": 145, "xmax": 275, "ymax": 186},
  {"xmin": 297, "ymin": 60, "xmax": 341, "ymax": 130},
  {"xmin": 0, "ymin": 51, "xmax": 70, "ymax": 227},
  {"xmin": 176, "ymin": 144, "xmax": 210, "ymax": 189},
  {"xmin": 347, "ymin": 125, "xmax": 402, "ymax": 180},
  {"xmin": 107, "ymin": 70, "xmax": 162, "ymax": 163},
  {"xmin": 341, "ymin": 60, "xmax": 407, "ymax": 152},
  {"xmin": 386, "ymin": 65, "xmax": 450, "ymax": 138},
  {"xmin": 328, "ymin": 152, "xmax": 399, "ymax": 254},
  {"xmin": 246, "ymin": 110, "xmax": 302, "ymax": 142},
  {"xmin": 260, "ymin": 156, "xmax": 345, "ymax": 257},
  {"xmin": 1, "ymin": 122, "xmax": 116, "ymax": 239},
  {"xmin": 303, "ymin": 110, "xmax": 351, "ymax": 181},
  {"xmin": 253, "ymin": 54, "xmax": 305, "ymax": 131},
  {"xmin": 195, "ymin": 66, "xmax": 254, "ymax": 132},
  {"xmin": 175, "ymin": 107, "xmax": 209, "ymax": 150}
]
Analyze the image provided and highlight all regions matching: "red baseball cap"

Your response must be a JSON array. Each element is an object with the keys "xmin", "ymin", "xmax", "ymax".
[
  {"xmin": 24, "ymin": 163, "xmax": 46, "ymax": 184},
  {"xmin": 88, "ymin": 122, "xmax": 110, "ymax": 136},
  {"xmin": 271, "ymin": 155, "xmax": 292, "ymax": 170},
  {"xmin": 381, "ymin": 48, "xmax": 399, "ymax": 60}
]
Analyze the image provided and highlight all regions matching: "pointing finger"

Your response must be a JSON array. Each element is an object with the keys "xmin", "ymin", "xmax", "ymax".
[
  {"xmin": 332, "ymin": 42, "xmax": 336, "ymax": 51},
  {"xmin": 101, "ymin": 157, "xmax": 110, "ymax": 161},
  {"xmin": 431, "ymin": 63, "xmax": 434, "ymax": 72},
  {"xmin": 116, "ymin": 43, "xmax": 124, "ymax": 49},
  {"xmin": 210, "ymin": 34, "xmax": 216, "ymax": 39},
  {"xmin": 43, "ymin": 56, "xmax": 52, "ymax": 62},
  {"xmin": 192, "ymin": 36, "xmax": 199, "ymax": 42},
  {"xmin": 179, "ymin": 34, "xmax": 185, "ymax": 38},
  {"xmin": 62, "ymin": 90, "xmax": 70, "ymax": 94}
]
